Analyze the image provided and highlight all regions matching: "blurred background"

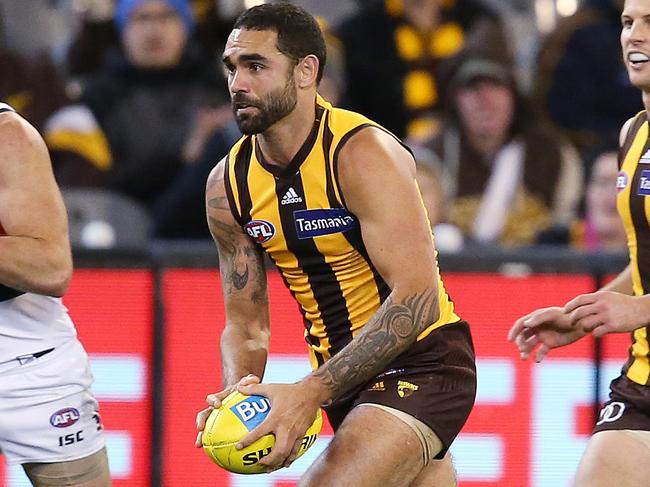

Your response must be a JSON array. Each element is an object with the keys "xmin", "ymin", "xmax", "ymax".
[{"xmin": 0, "ymin": 0, "xmax": 636, "ymax": 485}]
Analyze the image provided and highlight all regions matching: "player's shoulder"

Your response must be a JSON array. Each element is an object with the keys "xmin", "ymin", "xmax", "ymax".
[
  {"xmin": 0, "ymin": 104, "xmax": 28, "ymax": 134},
  {"xmin": 207, "ymin": 134, "xmax": 254, "ymax": 197},
  {"xmin": 324, "ymin": 99, "xmax": 407, "ymax": 158},
  {"xmin": 327, "ymin": 103, "xmax": 371, "ymax": 128},
  {"xmin": 0, "ymin": 105, "xmax": 44, "ymax": 156},
  {"xmin": 206, "ymin": 155, "xmax": 228, "ymax": 196},
  {"xmin": 335, "ymin": 127, "xmax": 416, "ymax": 197},
  {"xmin": 337, "ymin": 122, "xmax": 413, "ymax": 174}
]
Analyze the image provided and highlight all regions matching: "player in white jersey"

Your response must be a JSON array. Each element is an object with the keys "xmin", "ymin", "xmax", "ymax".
[{"xmin": 0, "ymin": 103, "xmax": 111, "ymax": 486}]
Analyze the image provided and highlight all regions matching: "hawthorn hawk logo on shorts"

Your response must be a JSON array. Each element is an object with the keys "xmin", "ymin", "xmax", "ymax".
[
  {"xmin": 50, "ymin": 408, "xmax": 80, "ymax": 428},
  {"xmin": 244, "ymin": 220, "xmax": 275, "ymax": 244},
  {"xmin": 397, "ymin": 380, "xmax": 419, "ymax": 398}
]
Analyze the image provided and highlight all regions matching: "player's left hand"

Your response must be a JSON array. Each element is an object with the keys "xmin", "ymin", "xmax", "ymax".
[
  {"xmin": 236, "ymin": 380, "xmax": 324, "ymax": 472},
  {"xmin": 508, "ymin": 306, "xmax": 585, "ymax": 362},
  {"xmin": 564, "ymin": 291, "xmax": 650, "ymax": 338},
  {"xmin": 195, "ymin": 374, "xmax": 261, "ymax": 447}
]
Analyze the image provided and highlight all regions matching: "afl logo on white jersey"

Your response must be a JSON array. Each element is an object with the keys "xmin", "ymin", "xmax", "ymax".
[
  {"xmin": 50, "ymin": 408, "xmax": 81, "ymax": 428},
  {"xmin": 244, "ymin": 220, "xmax": 275, "ymax": 244}
]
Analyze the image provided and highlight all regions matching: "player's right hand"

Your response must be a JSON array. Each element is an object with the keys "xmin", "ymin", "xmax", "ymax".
[
  {"xmin": 507, "ymin": 306, "xmax": 586, "ymax": 362},
  {"xmin": 194, "ymin": 374, "xmax": 260, "ymax": 447}
]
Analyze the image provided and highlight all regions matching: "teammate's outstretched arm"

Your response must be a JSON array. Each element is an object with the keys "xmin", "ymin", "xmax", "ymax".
[
  {"xmin": 0, "ymin": 110, "xmax": 72, "ymax": 296},
  {"xmin": 507, "ymin": 306, "xmax": 587, "ymax": 362},
  {"xmin": 561, "ymin": 117, "xmax": 642, "ymax": 338},
  {"xmin": 237, "ymin": 126, "xmax": 443, "ymax": 469},
  {"xmin": 195, "ymin": 158, "xmax": 270, "ymax": 446},
  {"xmin": 507, "ymin": 263, "xmax": 644, "ymax": 360},
  {"xmin": 508, "ymin": 117, "xmax": 642, "ymax": 360},
  {"xmin": 564, "ymin": 264, "xmax": 650, "ymax": 337}
]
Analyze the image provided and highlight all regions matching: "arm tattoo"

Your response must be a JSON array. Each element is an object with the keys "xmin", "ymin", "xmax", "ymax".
[
  {"xmin": 208, "ymin": 214, "xmax": 235, "ymax": 255},
  {"xmin": 207, "ymin": 193, "xmax": 268, "ymax": 303},
  {"xmin": 313, "ymin": 289, "xmax": 438, "ymax": 400},
  {"xmin": 231, "ymin": 264, "xmax": 249, "ymax": 290},
  {"xmin": 246, "ymin": 247, "xmax": 268, "ymax": 305}
]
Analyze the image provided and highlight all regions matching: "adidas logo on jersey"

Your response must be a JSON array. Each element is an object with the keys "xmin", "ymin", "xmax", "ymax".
[{"xmin": 281, "ymin": 187, "xmax": 303, "ymax": 205}]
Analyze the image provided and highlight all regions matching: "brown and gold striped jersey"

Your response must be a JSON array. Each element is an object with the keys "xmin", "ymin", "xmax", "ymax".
[
  {"xmin": 618, "ymin": 110, "xmax": 650, "ymax": 384},
  {"xmin": 223, "ymin": 95, "xmax": 460, "ymax": 370}
]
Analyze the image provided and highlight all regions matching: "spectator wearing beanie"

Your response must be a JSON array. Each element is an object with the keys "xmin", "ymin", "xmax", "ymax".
[
  {"xmin": 46, "ymin": 0, "xmax": 234, "ymax": 238},
  {"xmin": 115, "ymin": 0, "xmax": 195, "ymax": 33},
  {"xmin": 66, "ymin": 0, "xmax": 237, "ymax": 78}
]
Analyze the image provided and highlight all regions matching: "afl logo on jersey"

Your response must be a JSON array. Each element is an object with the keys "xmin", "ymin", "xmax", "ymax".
[
  {"xmin": 616, "ymin": 171, "xmax": 628, "ymax": 192},
  {"xmin": 50, "ymin": 408, "xmax": 80, "ymax": 428},
  {"xmin": 245, "ymin": 220, "xmax": 275, "ymax": 243}
]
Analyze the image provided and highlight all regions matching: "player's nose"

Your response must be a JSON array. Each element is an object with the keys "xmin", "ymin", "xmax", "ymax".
[{"xmin": 229, "ymin": 70, "xmax": 250, "ymax": 95}]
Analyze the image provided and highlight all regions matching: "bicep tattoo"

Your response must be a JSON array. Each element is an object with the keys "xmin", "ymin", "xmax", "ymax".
[{"xmin": 207, "ymin": 195, "xmax": 267, "ymax": 303}]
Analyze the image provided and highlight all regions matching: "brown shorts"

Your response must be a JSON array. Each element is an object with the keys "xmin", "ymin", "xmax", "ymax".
[
  {"xmin": 593, "ymin": 375, "xmax": 650, "ymax": 434},
  {"xmin": 324, "ymin": 321, "xmax": 477, "ymax": 458}
]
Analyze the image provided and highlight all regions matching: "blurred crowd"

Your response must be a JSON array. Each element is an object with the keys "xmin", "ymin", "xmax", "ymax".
[{"xmin": 0, "ymin": 0, "xmax": 635, "ymax": 253}]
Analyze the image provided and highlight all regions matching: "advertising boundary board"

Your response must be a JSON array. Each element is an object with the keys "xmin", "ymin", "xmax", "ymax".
[{"xmin": 0, "ymin": 245, "xmax": 631, "ymax": 486}]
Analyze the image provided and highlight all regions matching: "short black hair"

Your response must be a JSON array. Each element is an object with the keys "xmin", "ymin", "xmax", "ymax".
[{"xmin": 233, "ymin": 3, "xmax": 327, "ymax": 83}]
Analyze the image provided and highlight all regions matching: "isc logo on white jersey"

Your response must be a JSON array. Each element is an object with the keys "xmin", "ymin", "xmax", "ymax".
[{"xmin": 281, "ymin": 187, "xmax": 303, "ymax": 205}]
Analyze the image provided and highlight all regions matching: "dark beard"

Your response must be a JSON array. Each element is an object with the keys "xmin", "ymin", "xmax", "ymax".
[{"xmin": 233, "ymin": 77, "xmax": 297, "ymax": 135}]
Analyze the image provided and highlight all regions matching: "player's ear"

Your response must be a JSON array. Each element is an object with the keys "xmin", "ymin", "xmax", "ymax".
[{"xmin": 296, "ymin": 55, "xmax": 319, "ymax": 88}]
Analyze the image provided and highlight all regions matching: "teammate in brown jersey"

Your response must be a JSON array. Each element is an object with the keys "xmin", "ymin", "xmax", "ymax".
[{"xmin": 509, "ymin": 3, "xmax": 650, "ymax": 484}]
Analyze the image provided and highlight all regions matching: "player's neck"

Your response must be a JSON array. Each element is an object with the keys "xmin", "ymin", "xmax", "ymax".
[
  {"xmin": 643, "ymin": 91, "xmax": 650, "ymax": 114},
  {"xmin": 256, "ymin": 98, "xmax": 317, "ymax": 168}
]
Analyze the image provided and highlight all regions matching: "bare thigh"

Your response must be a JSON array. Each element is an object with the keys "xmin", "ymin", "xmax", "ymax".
[
  {"xmin": 408, "ymin": 453, "xmax": 456, "ymax": 487},
  {"xmin": 23, "ymin": 447, "xmax": 111, "ymax": 487},
  {"xmin": 574, "ymin": 430, "xmax": 650, "ymax": 487},
  {"xmin": 299, "ymin": 405, "xmax": 455, "ymax": 487}
]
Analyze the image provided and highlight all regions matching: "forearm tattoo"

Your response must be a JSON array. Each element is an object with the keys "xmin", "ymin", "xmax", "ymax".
[
  {"xmin": 207, "ymin": 191, "xmax": 267, "ymax": 304},
  {"xmin": 313, "ymin": 290, "xmax": 438, "ymax": 400}
]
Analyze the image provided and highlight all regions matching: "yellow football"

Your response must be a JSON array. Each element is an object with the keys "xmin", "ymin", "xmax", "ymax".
[{"xmin": 202, "ymin": 391, "xmax": 323, "ymax": 474}]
